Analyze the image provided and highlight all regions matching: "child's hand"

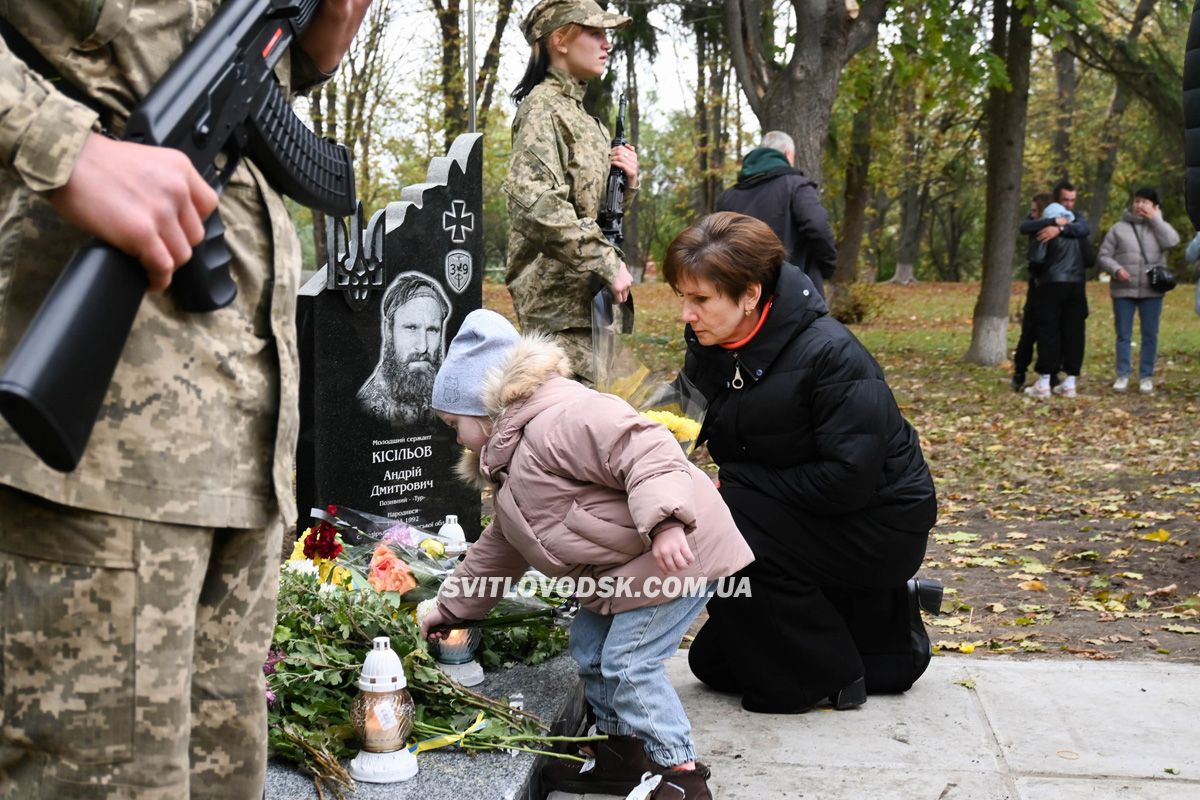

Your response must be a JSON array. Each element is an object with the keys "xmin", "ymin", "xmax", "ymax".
[
  {"xmin": 420, "ymin": 603, "xmax": 451, "ymax": 641},
  {"xmin": 652, "ymin": 525, "xmax": 695, "ymax": 574}
]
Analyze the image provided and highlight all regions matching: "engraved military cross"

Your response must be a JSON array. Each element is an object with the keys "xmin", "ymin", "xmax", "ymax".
[{"xmin": 443, "ymin": 199, "xmax": 475, "ymax": 243}]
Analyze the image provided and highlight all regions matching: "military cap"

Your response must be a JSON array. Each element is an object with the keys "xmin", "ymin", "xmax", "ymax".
[{"xmin": 521, "ymin": 0, "xmax": 631, "ymax": 45}]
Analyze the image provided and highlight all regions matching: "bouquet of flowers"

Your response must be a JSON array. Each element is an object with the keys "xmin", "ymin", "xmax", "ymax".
[
  {"xmin": 273, "ymin": 506, "xmax": 578, "ymax": 794},
  {"xmin": 591, "ymin": 291, "xmax": 707, "ymax": 456}
]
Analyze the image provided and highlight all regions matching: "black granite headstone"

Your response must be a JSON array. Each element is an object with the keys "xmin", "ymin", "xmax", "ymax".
[{"xmin": 296, "ymin": 134, "xmax": 484, "ymax": 540}]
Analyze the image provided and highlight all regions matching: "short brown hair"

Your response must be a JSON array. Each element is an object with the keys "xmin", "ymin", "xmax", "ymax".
[{"xmin": 663, "ymin": 212, "xmax": 785, "ymax": 304}]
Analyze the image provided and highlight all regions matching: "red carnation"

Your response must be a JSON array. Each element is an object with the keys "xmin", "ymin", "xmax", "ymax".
[{"xmin": 303, "ymin": 520, "xmax": 343, "ymax": 561}]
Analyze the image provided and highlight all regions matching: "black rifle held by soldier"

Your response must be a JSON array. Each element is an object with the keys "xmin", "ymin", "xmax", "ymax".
[
  {"xmin": 0, "ymin": 0, "xmax": 356, "ymax": 473},
  {"xmin": 593, "ymin": 93, "xmax": 633, "ymax": 333}
]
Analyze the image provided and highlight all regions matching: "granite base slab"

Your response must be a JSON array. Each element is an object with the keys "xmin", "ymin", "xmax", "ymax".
[{"xmin": 266, "ymin": 653, "xmax": 583, "ymax": 800}]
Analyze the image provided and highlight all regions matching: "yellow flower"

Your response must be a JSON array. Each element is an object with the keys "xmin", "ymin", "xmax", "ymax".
[
  {"xmin": 318, "ymin": 560, "xmax": 353, "ymax": 589},
  {"xmin": 641, "ymin": 410, "xmax": 701, "ymax": 443},
  {"xmin": 289, "ymin": 529, "xmax": 311, "ymax": 561}
]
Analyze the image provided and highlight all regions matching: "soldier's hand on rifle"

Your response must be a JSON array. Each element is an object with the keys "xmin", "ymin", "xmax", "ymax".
[
  {"xmin": 610, "ymin": 144, "xmax": 639, "ymax": 190},
  {"xmin": 50, "ymin": 134, "xmax": 218, "ymax": 292},
  {"xmin": 301, "ymin": 0, "xmax": 373, "ymax": 73},
  {"xmin": 610, "ymin": 263, "xmax": 633, "ymax": 304}
]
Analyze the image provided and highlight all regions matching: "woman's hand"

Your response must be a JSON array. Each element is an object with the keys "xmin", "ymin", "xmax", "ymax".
[
  {"xmin": 1114, "ymin": 267, "xmax": 1131, "ymax": 282},
  {"xmin": 652, "ymin": 525, "xmax": 694, "ymax": 574},
  {"xmin": 611, "ymin": 144, "xmax": 638, "ymax": 190},
  {"xmin": 610, "ymin": 262, "xmax": 633, "ymax": 303},
  {"xmin": 420, "ymin": 603, "xmax": 451, "ymax": 641}
]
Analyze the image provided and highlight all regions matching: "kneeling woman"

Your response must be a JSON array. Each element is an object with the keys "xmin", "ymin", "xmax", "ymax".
[{"xmin": 666, "ymin": 212, "xmax": 939, "ymax": 713}]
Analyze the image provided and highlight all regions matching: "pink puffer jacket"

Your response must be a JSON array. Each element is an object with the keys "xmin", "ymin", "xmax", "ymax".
[{"xmin": 438, "ymin": 335, "xmax": 753, "ymax": 619}]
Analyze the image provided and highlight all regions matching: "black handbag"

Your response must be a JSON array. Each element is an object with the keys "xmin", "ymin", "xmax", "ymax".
[
  {"xmin": 1148, "ymin": 264, "xmax": 1178, "ymax": 292},
  {"xmin": 1133, "ymin": 224, "xmax": 1178, "ymax": 292}
]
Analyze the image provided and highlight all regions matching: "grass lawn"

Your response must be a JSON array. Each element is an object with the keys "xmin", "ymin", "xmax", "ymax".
[{"xmin": 485, "ymin": 278, "xmax": 1200, "ymax": 661}]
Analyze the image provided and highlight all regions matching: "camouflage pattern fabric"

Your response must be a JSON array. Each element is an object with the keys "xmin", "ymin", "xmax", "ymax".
[
  {"xmin": 0, "ymin": 3, "xmax": 314, "ymax": 795},
  {"xmin": 520, "ymin": 0, "xmax": 630, "ymax": 45},
  {"xmin": 503, "ymin": 66, "xmax": 635, "ymax": 355},
  {"xmin": 0, "ymin": 2, "xmax": 311, "ymax": 528},
  {"xmin": 548, "ymin": 327, "xmax": 594, "ymax": 386},
  {"xmin": 0, "ymin": 486, "xmax": 283, "ymax": 799}
]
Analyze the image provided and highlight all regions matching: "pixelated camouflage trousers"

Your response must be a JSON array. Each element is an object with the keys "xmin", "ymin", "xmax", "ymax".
[
  {"xmin": 0, "ymin": 486, "xmax": 283, "ymax": 799},
  {"xmin": 544, "ymin": 328, "xmax": 595, "ymax": 386}
]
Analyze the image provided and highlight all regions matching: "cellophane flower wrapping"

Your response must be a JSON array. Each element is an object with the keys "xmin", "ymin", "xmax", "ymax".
[{"xmin": 591, "ymin": 293, "xmax": 707, "ymax": 456}]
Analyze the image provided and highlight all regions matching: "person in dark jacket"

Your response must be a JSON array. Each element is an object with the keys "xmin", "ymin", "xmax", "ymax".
[
  {"xmin": 1011, "ymin": 192, "xmax": 1054, "ymax": 391},
  {"xmin": 665, "ymin": 212, "xmax": 940, "ymax": 714},
  {"xmin": 715, "ymin": 131, "xmax": 838, "ymax": 297},
  {"xmin": 1018, "ymin": 180, "xmax": 1091, "ymax": 398}
]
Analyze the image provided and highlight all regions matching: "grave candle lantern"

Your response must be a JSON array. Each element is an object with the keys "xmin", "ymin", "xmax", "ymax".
[{"xmin": 348, "ymin": 636, "xmax": 418, "ymax": 783}]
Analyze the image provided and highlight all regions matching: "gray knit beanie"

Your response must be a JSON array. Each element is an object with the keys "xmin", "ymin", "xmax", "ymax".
[{"xmin": 432, "ymin": 309, "xmax": 521, "ymax": 416}]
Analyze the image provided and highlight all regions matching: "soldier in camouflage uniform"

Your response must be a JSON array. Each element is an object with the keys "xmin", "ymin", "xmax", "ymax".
[
  {"xmin": 503, "ymin": 0, "xmax": 639, "ymax": 384},
  {"xmin": 0, "ymin": 2, "xmax": 370, "ymax": 798}
]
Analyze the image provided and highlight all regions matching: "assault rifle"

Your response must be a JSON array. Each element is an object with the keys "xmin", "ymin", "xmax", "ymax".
[
  {"xmin": 597, "ymin": 93, "xmax": 627, "ymax": 247},
  {"xmin": 0, "ymin": 0, "xmax": 356, "ymax": 472},
  {"xmin": 592, "ymin": 93, "xmax": 633, "ymax": 334}
]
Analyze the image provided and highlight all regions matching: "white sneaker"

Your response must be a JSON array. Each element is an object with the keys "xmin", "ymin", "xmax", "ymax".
[
  {"xmin": 1112, "ymin": 376, "xmax": 1129, "ymax": 393},
  {"xmin": 1052, "ymin": 382, "xmax": 1077, "ymax": 398},
  {"xmin": 1139, "ymin": 378, "xmax": 1154, "ymax": 394},
  {"xmin": 1024, "ymin": 383, "xmax": 1051, "ymax": 398}
]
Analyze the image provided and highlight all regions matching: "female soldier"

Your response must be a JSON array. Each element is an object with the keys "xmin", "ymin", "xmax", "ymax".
[{"xmin": 503, "ymin": 0, "xmax": 639, "ymax": 384}]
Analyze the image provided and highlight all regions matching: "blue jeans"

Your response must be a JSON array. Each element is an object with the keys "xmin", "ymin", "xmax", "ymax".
[
  {"xmin": 1113, "ymin": 296, "xmax": 1164, "ymax": 379},
  {"xmin": 569, "ymin": 592, "xmax": 711, "ymax": 767}
]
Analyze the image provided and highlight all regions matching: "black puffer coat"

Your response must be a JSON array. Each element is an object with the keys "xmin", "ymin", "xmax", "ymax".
[
  {"xmin": 682, "ymin": 264, "xmax": 936, "ymax": 533},
  {"xmin": 1018, "ymin": 216, "xmax": 1092, "ymax": 284}
]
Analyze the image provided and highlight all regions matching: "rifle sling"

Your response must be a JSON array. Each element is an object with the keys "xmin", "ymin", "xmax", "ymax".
[{"xmin": 0, "ymin": 17, "xmax": 113, "ymax": 131}]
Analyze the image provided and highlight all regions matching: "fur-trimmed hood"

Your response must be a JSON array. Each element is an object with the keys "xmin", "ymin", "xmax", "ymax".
[{"xmin": 481, "ymin": 333, "xmax": 572, "ymax": 418}]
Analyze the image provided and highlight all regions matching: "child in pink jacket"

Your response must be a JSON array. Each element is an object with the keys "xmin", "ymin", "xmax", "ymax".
[{"xmin": 419, "ymin": 309, "xmax": 752, "ymax": 800}]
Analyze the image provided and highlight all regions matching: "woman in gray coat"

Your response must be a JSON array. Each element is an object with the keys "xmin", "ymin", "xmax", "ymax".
[{"xmin": 1097, "ymin": 187, "xmax": 1179, "ymax": 394}]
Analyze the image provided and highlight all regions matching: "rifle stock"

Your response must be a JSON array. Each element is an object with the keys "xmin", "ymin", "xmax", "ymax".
[
  {"xmin": 0, "ymin": 0, "xmax": 354, "ymax": 472},
  {"xmin": 0, "ymin": 244, "xmax": 146, "ymax": 471}
]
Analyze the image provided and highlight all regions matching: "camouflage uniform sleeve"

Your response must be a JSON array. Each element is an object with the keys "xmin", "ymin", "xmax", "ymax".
[
  {"xmin": 0, "ymin": 37, "xmax": 100, "ymax": 193},
  {"xmin": 504, "ymin": 112, "xmax": 622, "ymax": 284},
  {"xmin": 288, "ymin": 47, "xmax": 336, "ymax": 95}
]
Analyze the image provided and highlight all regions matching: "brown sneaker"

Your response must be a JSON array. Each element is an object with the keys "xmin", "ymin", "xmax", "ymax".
[
  {"xmin": 638, "ymin": 763, "xmax": 713, "ymax": 800},
  {"xmin": 540, "ymin": 733, "xmax": 655, "ymax": 795}
]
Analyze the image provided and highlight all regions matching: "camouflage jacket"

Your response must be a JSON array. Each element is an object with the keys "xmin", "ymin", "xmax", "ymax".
[
  {"xmin": 0, "ymin": 1, "xmax": 323, "ymax": 528},
  {"xmin": 502, "ymin": 67, "xmax": 635, "ymax": 332}
]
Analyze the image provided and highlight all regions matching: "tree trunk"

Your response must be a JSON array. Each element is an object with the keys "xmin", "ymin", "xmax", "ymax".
[
  {"xmin": 964, "ymin": 0, "xmax": 1032, "ymax": 366},
  {"xmin": 835, "ymin": 102, "xmax": 872, "ymax": 283},
  {"xmin": 725, "ymin": 0, "xmax": 889, "ymax": 186},
  {"xmin": 893, "ymin": 94, "xmax": 925, "ymax": 285},
  {"xmin": 694, "ymin": 33, "xmax": 711, "ymax": 215},
  {"xmin": 309, "ymin": 85, "xmax": 333, "ymax": 268},
  {"xmin": 1050, "ymin": 48, "xmax": 1076, "ymax": 180},
  {"xmin": 624, "ymin": 46, "xmax": 642, "ymax": 280},
  {"xmin": 1084, "ymin": 0, "xmax": 1158, "ymax": 232},
  {"xmin": 866, "ymin": 188, "xmax": 891, "ymax": 282},
  {"xmin": 431, "ymin": 0, "xmax": 465, "ymax": 151},
  {"xmin": 475, "ymin": 0, "xmax": 516, "ymax": 130}
]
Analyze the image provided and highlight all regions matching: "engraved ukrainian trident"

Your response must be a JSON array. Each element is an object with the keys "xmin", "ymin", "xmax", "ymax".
[
  {"xmin": 327, "ymin": 202, "xmax": 385, "ymax": 310},
  {"xmin": 445, "ymin": 249, "xmax": 472, "ymax": 294},
  {"xmin": 442, "ymin": 199, "xmax": 475, "ymax": 243}
]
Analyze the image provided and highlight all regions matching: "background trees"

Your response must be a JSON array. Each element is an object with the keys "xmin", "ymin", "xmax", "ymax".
[{"xmin": 300, "ymin": 0, "xmax": 1193, "ymax": 356}]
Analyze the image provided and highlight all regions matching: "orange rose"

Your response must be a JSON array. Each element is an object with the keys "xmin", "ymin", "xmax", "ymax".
[{"xmin": 368, "ymin": 543, "xmax": 417, "ymax": 594}]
